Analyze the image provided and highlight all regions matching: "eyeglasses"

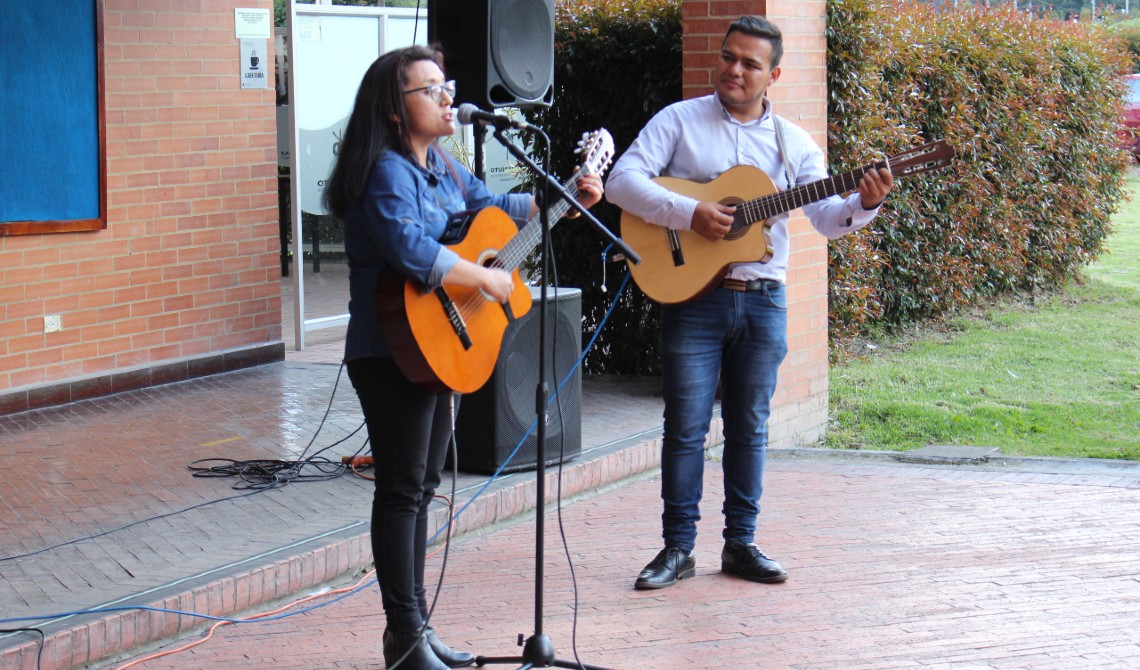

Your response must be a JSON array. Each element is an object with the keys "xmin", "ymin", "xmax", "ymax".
[{"xmin": 403, "ymin": 80, "xmax": 456, "ymax": 103}]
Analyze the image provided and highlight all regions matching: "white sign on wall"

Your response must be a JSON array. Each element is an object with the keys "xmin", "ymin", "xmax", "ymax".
[
  {"xmin": 239, "ymin": 39, "xmax": 268, "ymax": 90},
  {"xmin": 235, "ymin": 8, "xmax": 271, "ymax": 39}
]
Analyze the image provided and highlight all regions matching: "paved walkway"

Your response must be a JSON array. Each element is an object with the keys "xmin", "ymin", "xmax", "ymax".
[
  {"xmin": 92, "ymin": 457, "xmax": 1140, "ymax": 669},
  {"xmin": 2, "ymin": 271, "xmax": 1139, "ymax": 669}
]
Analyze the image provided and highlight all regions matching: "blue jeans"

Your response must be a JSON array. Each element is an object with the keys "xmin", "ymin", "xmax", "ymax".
[{"xmin": 658, "ymin": 283, "xmax": 788, "ymax": 553}]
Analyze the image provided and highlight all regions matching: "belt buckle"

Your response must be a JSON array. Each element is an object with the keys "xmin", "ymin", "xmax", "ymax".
[{"xmin": 722, "ymin": 277, "xmax": 747, "ymax": 292}]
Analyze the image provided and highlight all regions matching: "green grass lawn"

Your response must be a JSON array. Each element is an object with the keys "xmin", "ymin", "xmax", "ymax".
[{"xmin": 826, "ymin": 170, "xmax": 1140, "ymax": 460}]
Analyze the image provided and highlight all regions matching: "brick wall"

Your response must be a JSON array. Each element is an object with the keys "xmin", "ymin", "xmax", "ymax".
[
  {"xmin": 681, "ymin": 0, "xmax": 830, "ymax": 447},
  {"xmin": 0, "ymin": 0, "xmax": 282, "ymax": 414}
]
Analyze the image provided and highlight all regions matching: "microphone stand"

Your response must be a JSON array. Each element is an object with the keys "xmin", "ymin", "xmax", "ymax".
[
  {"xmin": 473, "ymin": 125, "xmax": 636, "ymax": 670},
  {"xmin": 473, "ymin": 122, "xmax": 486, "ymax": 181}
]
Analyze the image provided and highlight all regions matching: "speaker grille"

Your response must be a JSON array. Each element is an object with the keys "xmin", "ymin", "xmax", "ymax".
[
  {"xmin": 489, "ymin": 0, "xmax": 554, "ymax": 103},
  {"xmin": 430, "ymin": 0, "xmax": 554, "ymax": 109},
  {"xmin": 454, "ymin": 288, "xmax": 582, "ymax": 474}
]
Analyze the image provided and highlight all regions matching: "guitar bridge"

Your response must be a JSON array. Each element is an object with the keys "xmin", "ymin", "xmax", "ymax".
[
  {"xmin": 433, "ymin": 287, "xmax": 473, "ymax": 350},
  {"xmin": 667, "ymin": 229, "xmax": 685, "ymax": 267}
]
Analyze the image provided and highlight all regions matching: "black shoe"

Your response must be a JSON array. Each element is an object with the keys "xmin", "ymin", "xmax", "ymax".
[
  {"xmin": 634, "ymin": 546, "xmax": 696, "ymax": 590},
  {"xmin": 424, "ymin": 626, "xmax": 475, "ymax": 668},
  {"xmin": 382, "ymin": 628, "xmax": 450, "ymax": 670},
  {"xmin": 720, "ymin": 541, "xmax": 788, "ymax": 583}
]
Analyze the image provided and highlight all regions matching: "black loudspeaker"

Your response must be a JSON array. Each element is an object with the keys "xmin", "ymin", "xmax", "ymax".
[
  {"xmin": 453, "ymin": 287, "xmax": 582, "ymax": 474},
  {"xmin": 428, "ymin": 0, "xmax": 555, "ymax": 109}
]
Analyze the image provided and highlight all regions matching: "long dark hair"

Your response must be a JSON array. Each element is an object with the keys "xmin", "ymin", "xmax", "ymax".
[{"xmin": 323, "ymin": 45, "xmax": 445, "ymax": 220}]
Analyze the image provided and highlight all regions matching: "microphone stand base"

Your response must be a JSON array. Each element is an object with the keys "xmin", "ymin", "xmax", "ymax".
[{"xmin": 474, "ymin": 632, "xmax": 614, "ymax": 669}]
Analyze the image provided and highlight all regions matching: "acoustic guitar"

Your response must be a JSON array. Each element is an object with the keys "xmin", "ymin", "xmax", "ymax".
[
  {"xmin": 619, "ymin": 139, "xmax": 954, "ymax": 304},
  {"xmin": 378, "ymin": 129, "xmax": 615, "ymax": 394}
]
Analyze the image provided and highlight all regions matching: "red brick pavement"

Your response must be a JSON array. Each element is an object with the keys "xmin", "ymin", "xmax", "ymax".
[
  {"xmin": 0, "ymin": 360, "xmax": 668, "ymax": 670},
  {"xmin": 3, "ymin": 273, "xmax": 1137, "ymax": 670},
  {"xmin": 94, "ymin": 460, "xmax": 1140, "ymax": 670}
]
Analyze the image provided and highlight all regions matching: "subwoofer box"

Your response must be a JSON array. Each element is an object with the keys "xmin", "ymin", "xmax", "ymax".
[{"xmin": 453, "ymin": 286, "xmax": 582, "ymax": 474}]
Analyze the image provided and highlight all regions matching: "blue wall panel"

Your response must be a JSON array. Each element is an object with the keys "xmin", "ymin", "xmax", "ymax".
[{"xmin": 0, "ymin": 1, "xmax": 100, "ymax": 223}]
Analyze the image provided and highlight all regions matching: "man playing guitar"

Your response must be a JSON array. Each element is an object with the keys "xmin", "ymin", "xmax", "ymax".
[{"xmin": 606, "ymin": 15, "xmax": 893, "ymax": 591}]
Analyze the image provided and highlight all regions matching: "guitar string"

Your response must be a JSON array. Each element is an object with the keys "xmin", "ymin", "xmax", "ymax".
[
  {"xmin": 453, "ymin": 184, "xmax": 576, "ymax": 317},
  {"xmin": 450, "ymin": 180, "xmax": 584, "ymax": 323},
  {"xmin": 634, "ymin": 141, "xmax": 944, "ymax": 239},
  {"xmin": 739, "ymin": 161, "xmax": 886, "ymax": 224},
  {"xmin": 440, "ymin": 135, "xmax": 612, "ymax": 328},
  {"xmin": 446, "ymin": 137, "xmax": 608, "ymax": 321},
  {"xmin": 758, "ymin": 141, "xmax": 947, "ymax": 223}
]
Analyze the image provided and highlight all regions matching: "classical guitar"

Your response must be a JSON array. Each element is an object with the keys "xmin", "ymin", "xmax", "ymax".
[
  {"xmin": 377, "ymin": 129, "xmax": 615, "ymax": 394},
  {"xmin": 620, "ymin": 139, "xmax": 955, "ymax": 304}
]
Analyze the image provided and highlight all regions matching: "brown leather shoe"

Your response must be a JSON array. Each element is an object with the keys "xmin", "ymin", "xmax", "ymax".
[
  {"xmin": 634, "ymin": 546, "xmax": 696, "ymax": 590},
  {"xmin": 720, "ymin": 541, "xmax": 788, "ymax": 583}
]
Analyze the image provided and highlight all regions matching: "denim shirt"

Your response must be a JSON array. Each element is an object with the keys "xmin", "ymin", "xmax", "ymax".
[{"xmin": 343, "ymin": 146, "xmax": 531, "ymax": 362}]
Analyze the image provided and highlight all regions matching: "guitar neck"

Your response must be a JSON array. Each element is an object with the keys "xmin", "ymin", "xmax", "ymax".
[
  {"xmin": 497, "ymin": 176, "xmax": 585, "ymax": 271},
  {"xmin": 740, "ymin": 163, "xmax": 882, "ymax": 222}
]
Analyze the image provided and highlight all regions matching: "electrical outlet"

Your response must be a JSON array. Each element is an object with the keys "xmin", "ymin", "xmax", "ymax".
[{"xmin": 44, "ymin": 314, "xmax": 62, "ymax": 333}]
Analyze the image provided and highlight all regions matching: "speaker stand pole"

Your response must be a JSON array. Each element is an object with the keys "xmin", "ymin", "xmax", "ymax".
[
  {"xmin": 472, "ymin": 128, "xmax": 635, "ymax": 670},
  {"xmin": 473, "ymin": 122, "xmax": 486, "ymax": 181}
]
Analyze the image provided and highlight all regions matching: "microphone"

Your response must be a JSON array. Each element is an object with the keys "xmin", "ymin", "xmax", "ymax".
[{"xmin": 456, "ymin": 103, "xmax": 533, "ymax": 132}]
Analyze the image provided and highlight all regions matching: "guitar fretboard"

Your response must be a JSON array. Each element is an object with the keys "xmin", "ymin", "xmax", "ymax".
[
  {"xmin": 737, "ymin": 162, "xmax": 885, "ymax": 224},
  {"xmin": 497, "ymin": 177, "xmax": 587, "ymax": 271}
]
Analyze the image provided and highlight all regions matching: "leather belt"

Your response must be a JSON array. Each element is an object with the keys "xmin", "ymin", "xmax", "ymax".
[{"xmin": 722, "ymin": 277, "xmax": 782, "ymax": 292}]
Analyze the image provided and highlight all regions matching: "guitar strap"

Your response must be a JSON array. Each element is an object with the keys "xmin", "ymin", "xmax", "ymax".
[
  {"xmin": 772, "ymin": 112, "xmax": 796, "ymax": 190},
  {"xmin": 772, "ymin": 114, "xmax": 853, "ymax": 227}
]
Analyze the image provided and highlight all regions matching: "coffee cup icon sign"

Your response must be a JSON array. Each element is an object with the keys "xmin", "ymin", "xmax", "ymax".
[{"xmin": 250, "ymin": 50, "xmax": 260, "ymax": 69}]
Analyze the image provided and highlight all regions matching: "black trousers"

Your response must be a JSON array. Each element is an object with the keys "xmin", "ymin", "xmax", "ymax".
[{"xmin": 347, "ymin": 357, "xmax": 455, "ymax": 634}]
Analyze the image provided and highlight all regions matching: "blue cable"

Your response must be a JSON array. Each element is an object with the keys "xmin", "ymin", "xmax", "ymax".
[{"xmin": 0, "ymin": 578, "xmax": 376, "ymax": 626}]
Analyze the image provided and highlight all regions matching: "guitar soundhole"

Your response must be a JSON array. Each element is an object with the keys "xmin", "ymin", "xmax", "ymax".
[
  {"xmin": 721, "ymin": 197, "xmax": 750, "ymax": 241},
  {"xmin": 477, "ymin": 250, "xmax": 504, "ymax": 302}
]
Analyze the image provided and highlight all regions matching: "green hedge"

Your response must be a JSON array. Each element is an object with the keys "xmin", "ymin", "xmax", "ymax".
[
  {"xmin": 524, "ymin": 0, "xmax": 682, "ymax": 374},
  {"xmin": 827, "ymin": 1, "xmax": 1131, "ymax": 339},
  {"xmin": 525, "ymin": 0, "xmax": 1130, "ymax": 372},
  {"xmin": 1112, "ymin": 21, "xmax": 1140, "ymax": 72}
]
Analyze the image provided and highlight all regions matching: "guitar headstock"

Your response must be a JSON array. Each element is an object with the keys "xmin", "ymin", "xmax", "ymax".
[
  {"xmin": 576, "ymin": 129, "xmax": 615, "ymax": 180},
  {"xmin": 887, "ymin": 139, "xmax": 955, "ymax": 178}
]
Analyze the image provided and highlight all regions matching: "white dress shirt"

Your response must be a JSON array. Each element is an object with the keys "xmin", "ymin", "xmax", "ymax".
[{"xmin": 605, "ymin": 94, "xmax": 880, "ymax": 283}]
